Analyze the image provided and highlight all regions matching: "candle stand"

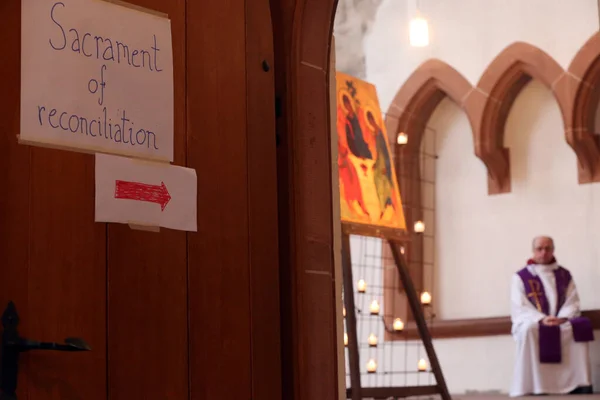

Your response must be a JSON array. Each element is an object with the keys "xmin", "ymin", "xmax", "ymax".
[{"xmin": 341, "ymin": 223, "xmax": 451, "ymax": 400}]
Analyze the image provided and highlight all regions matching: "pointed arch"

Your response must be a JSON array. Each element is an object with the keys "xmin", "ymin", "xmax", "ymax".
[
  {"xmin": 383, "ymin": 60, "xmax": 478, "ymax": 317},
  {"xmin": 385, "ymin": 59, "xmax": 478, "ymax": 155},
  {"xmin": 475, "ymin": 42, "xmax": 568, "ymax": 193},
  {"xmin": 566, "ymin": 32, "xmax": 600, "ymax": 183},
  {"xmin": 384, "ymin": 60, "xmax": 484, "ymax": 251},
  {"xmin": 384, "ymin": 59, "xmax": 478, "ymax": 217}
]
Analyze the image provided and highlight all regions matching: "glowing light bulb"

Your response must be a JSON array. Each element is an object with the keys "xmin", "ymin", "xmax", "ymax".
[
  {"xmin": 344, "ymin": 332, "xmax": 348, "ymax": 346},
  {"xmin": 418, "ymin": 358, "xmax": 428, "ymax": 371},
  {"xmin": 409, "ymin": 17, "xmax": 429, "ymax": 47},
  {"xmin": 343, "ymin": 306, "xmax": 346, "ymax": 317}
]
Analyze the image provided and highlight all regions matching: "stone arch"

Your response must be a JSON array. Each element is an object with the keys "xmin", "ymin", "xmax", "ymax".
[
  {"xmin": 383, "ymin": 59, "xmax": 477, "ymax": 326},
  {"xmin": 475, "ymin": 42, "xmax": 567, "ymax": 194},
  {"xmin": 565, "ymin": 32, "xmax": 600, "ymax": 183},
  {"xmin": 385, "ymin": 59, "xmax": 477, "ymax": 156},
  {"xmin": 384, "ymin": 59, "xmax": 477, "ymax": 230}
]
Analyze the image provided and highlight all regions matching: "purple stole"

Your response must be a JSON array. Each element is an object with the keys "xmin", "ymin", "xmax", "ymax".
[{"xmin": 517, "ymin": 265, "xmax": 594, "ymax": 363}]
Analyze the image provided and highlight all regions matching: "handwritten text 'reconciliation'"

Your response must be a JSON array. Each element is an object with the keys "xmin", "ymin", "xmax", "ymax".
[
  {"xmin": 37, "ymin": 105, "xmax": 160, "ymax": 150},
  {"xmin": 48, "ymin": 2, "xmax": 164, "ymax": 73}
]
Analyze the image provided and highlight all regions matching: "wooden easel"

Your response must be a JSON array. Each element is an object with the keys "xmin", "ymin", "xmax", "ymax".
[{"xmin": 341, "ymin": 222, "xmax": 451, "ymax": 400}]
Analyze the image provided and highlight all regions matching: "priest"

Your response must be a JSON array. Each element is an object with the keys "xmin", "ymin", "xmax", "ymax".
[{"xmin": 510, "ymin": 236, "xmax": 594, "ymax": 397}]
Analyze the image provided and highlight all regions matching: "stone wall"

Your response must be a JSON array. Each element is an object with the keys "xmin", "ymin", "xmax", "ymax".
[{"xmin": 333, "ymin": 0, "xmax": 383, "ymax": 78}]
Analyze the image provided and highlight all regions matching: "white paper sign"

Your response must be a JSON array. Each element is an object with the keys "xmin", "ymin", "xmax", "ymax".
[
  {"xmin": 21, "ymin": 0, "xmax": 174, "ymax": 161},
  {"xmin": 95, "ymin": 154, "xmax": 197, "ymax": 231}
]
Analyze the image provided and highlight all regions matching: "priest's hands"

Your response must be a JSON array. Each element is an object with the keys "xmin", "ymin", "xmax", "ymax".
[{"xmin": 541, "ymin": 316, "xmax": 568, "ymax": 326}]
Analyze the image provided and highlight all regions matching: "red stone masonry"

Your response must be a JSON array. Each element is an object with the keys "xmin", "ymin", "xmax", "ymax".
[
  {"xmin": 475, "ymin": 42, "xmax": 565, "ymax": 194},
  {"xmin": 565, "ymin": 32, "xmax": 600, "ymax": 183},
  {"xmin": 386, "ymin": 35, "xmax": 600, "ymax": 194}
]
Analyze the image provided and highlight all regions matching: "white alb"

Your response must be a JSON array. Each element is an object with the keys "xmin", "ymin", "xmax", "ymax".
[{"xmin": 509, "ymin": 263, "xmax": 591, "ymax": 397}]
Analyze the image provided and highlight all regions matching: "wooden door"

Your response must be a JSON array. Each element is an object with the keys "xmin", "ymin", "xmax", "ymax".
[{"xmin": 0, "ymin": 0, "xmax": 280, "ymax": 399}]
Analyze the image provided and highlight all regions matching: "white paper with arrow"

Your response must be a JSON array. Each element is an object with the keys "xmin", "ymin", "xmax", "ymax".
[{"xmin": 95, "ymin": 153, "xmax": 197, "ymax": 232}]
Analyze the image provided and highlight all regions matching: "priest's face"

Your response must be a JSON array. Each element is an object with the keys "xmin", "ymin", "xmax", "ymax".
[{"xmin": 532, "ymin": 237, "xmax": 554, "ymax": 264}]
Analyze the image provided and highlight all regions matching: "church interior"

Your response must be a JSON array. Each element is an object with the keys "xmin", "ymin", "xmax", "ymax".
[
  {"xmin": 2, "ymin": 0, "xmax": 600, "ymax": 398},
  {"xmin": 334, "ymin": 0, "xmax": 600, "ymax": 398}
]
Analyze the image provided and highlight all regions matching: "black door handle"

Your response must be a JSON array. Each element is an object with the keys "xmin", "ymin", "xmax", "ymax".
[
  {"xmin": 0, "ymin": 301, "xmax": 91, "ymax": 399},
  {"xmin": 16, "ymin": 337, "xmax": 91, "ymax": 352}
]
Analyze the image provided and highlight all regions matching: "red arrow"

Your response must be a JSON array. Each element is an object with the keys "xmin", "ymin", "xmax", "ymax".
[{"xmin": 114, "ymin": 180, "xmax": 171, "ymax": 211}]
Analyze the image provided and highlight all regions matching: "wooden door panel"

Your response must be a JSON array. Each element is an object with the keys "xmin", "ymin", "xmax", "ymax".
[
  {"xmin": 0, "ymin": 0, "xmax": 282, "ymax": 398},
  {"xmin": 28, "ymin": 149, "xmax": 107, "ymax": 400},
  {"xmin": 107, "ymin": 226, "xmax": 188, "ymax": 399},
  {"xmin": 245, "ymin": 0, "xmax": 282, "ymax": 399},
  {"xmin": 106, "ymin": 0, "xmax": 188, "ymax": 399},
  {"xmin": 0, "ymin": 1, "xmax": 107, "ymax": 399},
  {"xmin": 186, "ymin": 0, "xmax": 253, "ymax": 398},
  {"xmin": 0, "ymin": 1, "xmax": 33, "ymax": 398}
]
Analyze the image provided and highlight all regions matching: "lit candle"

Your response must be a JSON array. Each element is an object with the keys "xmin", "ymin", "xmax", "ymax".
[
  {"xmin": 369, "ymin": 300, "xmax": 380, "ymax": 315},
  {"xmin": 367, "ymin": 359, "xmax": 377, "ymax": 373},
  {"xmin": 357, "ymin": 279, "xmax": 366, "ymax": 293},
  {"xmin": 414, "ymin": 220, "xmax": 425, "ymax": 233},
  {"xmin": 393, "ymin": 318, "xmax": 404, "ymax": 332},
  {"xmin": 368, "ymin": 333, "xmax": 378, "ymax": 347},
  {"xmin": 344, "ymin": 332, "xmax": 348, "ymax": 347},
  {"xmin": 418, "ymin": 358, "xmax": 428, "ymax": 371},
  {"xmin": 397, "ymin": 132, "xmax": 408, "ymax": 145},
  {"xmin": 420, "ymin": 292, "xmax": 432, "ymax": 305}
]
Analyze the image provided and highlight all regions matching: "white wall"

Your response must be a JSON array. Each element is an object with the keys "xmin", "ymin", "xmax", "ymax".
[
  {"xmin": 365, "ymin": 0, "xmax": 599, "ymax": 109},
  {"xmin": 346, "ymin": 0, "xmax": 600, "ymax": 394}
]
